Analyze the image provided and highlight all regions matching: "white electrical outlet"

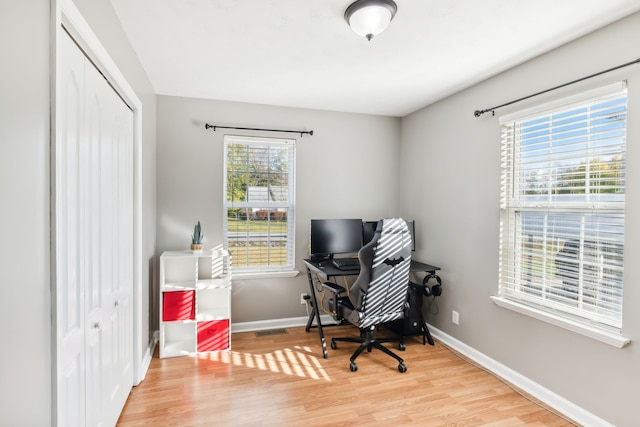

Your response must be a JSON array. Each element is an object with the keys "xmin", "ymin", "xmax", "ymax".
[
  {"xmin": 301, "ymin": 293, "xmax": 308, "ymax": 304},
  {"xmin": 452, "ymin": 310, "xmax": 459, "ymax": 325}
]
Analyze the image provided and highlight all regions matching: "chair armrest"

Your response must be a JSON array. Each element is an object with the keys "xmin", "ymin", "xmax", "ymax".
[
  {"xmin": 321, "ymin": 282, "xmax": 348, "ymax": 320},
  {"xmin": 321, "ymin": 282, "xmax": 346, "ymax": 294}
]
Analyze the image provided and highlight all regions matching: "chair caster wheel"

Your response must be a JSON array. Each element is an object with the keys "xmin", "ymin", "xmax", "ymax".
[
  {"xmin": 398, "ymin": 363, "xmax": 407, "ymax": 373},
  {"xmin": 350, "ymin": 362, "xmax": 358, "ymax": 372},
  {"xmin": 331, "ymin": 341, "xmax": 337, "ymax": 350},
  {"xmin": 399, "ymin": 343, "xmax": 406, "ymax": 351}
]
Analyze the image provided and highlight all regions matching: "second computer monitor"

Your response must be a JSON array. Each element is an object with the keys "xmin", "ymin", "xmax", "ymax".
[{"xmin": 363, "ymin": 219, "xmax": 415, "ymax": 251}]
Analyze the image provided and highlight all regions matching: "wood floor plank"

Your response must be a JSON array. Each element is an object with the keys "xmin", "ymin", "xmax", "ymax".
[{"xmin": 118, "ymin": 326, "xmax": 578, "ymax": 426}]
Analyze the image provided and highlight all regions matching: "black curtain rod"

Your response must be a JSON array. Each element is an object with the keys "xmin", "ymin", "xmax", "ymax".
[
  {"xmin": 205, "ymin": 123, "xmax": 313, "ymax": 137},
  {"xmin": 474, "ymin": 57, "xmax": 640, "ymax": 118}
]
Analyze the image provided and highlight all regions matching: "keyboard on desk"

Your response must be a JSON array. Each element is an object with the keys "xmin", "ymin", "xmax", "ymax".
[{"xmin": 332, "ymin": 258, "xmax": 360, "ymax": 270}]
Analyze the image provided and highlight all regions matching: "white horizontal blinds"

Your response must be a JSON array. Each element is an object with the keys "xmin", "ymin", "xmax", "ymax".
[
  {"xmin": 224, "ymin": 135, "xmax": 296, "ymax": 272},
  {"xmin": 499, "ymin": 83, "xmax": 626, "ymax": 330}
]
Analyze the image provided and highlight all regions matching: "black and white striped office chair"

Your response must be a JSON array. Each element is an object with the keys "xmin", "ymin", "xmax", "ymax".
[{"xmin": 324, "ymin": 218, "xmax": 412, "ymax": 373}]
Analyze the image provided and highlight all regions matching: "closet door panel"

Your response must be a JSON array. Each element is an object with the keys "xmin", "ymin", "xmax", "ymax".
[
  {"xmin": 114, "ymin": 92, "xmax": 134, "ymax": 410},
  {"xmin": 91, "ymin": 58, "xmax": 134, "ymax": 425},
  {"xmin": 84, "ymin": 66, "xmax": 106, "ymax": 427},
  {"xmin": 56, "ymin": 30, "xmax": 87, "ymax": 427}
]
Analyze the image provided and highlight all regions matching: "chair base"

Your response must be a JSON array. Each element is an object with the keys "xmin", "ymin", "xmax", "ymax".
[{"xmin": 331, "ymin": 327, "xmax": 407, "ymax": 373}]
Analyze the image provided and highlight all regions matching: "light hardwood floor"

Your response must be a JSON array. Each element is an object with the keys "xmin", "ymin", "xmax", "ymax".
[{"xmin": 118, "ymin": 326, "xmax": 578, "ymax": 426}]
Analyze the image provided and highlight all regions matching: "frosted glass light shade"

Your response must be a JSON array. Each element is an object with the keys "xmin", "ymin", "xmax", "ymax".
[{"xmin": 345, "ymin": 0, "xmax": 397, "ymax": 41}]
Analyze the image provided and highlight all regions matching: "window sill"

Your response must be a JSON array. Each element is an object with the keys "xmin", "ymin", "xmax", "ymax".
[
  {"xmin": 233, "ymin": 270, "xmax": 299, "ymax": 280},
  {"xmin": 490, "ymin": 296, "xmax": 630, "ymax": 348}
]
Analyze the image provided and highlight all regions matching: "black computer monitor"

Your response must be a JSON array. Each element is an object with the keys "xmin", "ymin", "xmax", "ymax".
[
  {"xmin": 406, "ymin": 219, "xmax": 416, "ymax": 251},
  {"xmin": 363, "ymin": 219, "xmax": 415, "ymax": 251},
  {"xmin": 310, "ymin": 218, "xmax": 363, "ymax": 259}
]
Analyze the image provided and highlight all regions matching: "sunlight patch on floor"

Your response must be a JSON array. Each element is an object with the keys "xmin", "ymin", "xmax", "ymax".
[{"xmin": 197, "ymin": 344, "xmax": 331, "ymax": 381}]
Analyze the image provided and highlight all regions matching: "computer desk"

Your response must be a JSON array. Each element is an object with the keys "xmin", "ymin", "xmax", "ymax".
[{"xmin": 303, "ymin": 258, "xmax": 440, "ymax": 358}]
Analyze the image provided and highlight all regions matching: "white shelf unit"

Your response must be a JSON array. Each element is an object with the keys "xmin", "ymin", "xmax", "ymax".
[{"xmin": 159, "ymin": 249, "xmax": 231, "ymax": 358}]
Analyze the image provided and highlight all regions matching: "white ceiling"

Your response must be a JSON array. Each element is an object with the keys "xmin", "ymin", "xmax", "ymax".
[{"xmin": 109, "ymin": 0, "xmax": 640, "ymax": 117}]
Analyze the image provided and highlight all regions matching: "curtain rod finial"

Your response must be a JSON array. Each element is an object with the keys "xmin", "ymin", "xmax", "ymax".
[{"xmin": 474, "ymin": 110, "xmax": 483, "ymax": 117}]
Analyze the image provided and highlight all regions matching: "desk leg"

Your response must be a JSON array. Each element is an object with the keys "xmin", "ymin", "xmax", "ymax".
[
  {"xmin": 419, "ymin": 287, "xmax": 435, "ymax": 346},
  {"xmin": 305, "ymin": 302, "xmax": 315, "ymax": 332},
  {"xmin": 421, "ymin": 317, "xmax": 435, "ymax": 346},
  {"xmin": 304, "ymin": 266, "xmax": 329, "ymax": 358}
]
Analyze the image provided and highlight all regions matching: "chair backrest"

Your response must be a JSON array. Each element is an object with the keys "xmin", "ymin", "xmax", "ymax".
[{"xmin": 349, "ymin": 218, "xmax": 412, "ymax": 329}]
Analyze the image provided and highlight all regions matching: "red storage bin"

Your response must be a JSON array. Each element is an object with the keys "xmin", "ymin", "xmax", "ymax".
[
  {"xmin": 197, "ymin": 320, "xmax": 230, "ymax": 352},
  {"xmin": 162, "ymin": 290, "xmax": 195, "ymax": 321}
]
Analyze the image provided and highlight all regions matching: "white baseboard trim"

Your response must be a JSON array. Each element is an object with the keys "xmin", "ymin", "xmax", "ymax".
[
  {"xmin": 231, "ymin": 315, "xmax": 336, "ymax": 333},
  {"xmin": 428, "ymin": 324, "xmax": 614, "ymax": 427},
  {"xmin": 135, "ymin": 331, "xmax": 159, "ymax": 386}
]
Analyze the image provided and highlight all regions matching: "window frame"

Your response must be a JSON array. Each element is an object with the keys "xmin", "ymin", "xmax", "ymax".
[
  {"xmin": 496, "ymin": 82, "xmax": 630, "ymax": 347},
  {"xmin": 223, "ymin": 134, "xmax": 296, "ymax": 275}
]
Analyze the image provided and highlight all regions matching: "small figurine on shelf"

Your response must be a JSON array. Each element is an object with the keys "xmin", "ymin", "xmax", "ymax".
[{"xmin": 191, "ymin": 221, "xmax": 204, "ymax": 253}]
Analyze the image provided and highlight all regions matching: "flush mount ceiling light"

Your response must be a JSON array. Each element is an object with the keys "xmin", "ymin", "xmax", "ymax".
[{"xmin": 345, "ymin": 0, "xmax": 397, "ymax": 41}]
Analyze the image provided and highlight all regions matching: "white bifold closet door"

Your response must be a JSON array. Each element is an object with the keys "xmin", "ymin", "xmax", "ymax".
[{"xmin": 56, "ymin": 29, "xmax": 134, "ymax": 427}]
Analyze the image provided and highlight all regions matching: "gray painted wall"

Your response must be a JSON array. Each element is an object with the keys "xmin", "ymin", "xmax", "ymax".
[
  {"xmin": 156, "ymin": 95, "xmax": 401, "ymax": 326},
  {"xmin": 0, "ymin": 2, "xmax": 51, "ymax": 426},
  {"xmin": 0, "ymin": 1, "xmax": 156, "ymax": 424},
  {"xmin": 400, "ymin": 12, "xmax": 640, "ymax": 426}
]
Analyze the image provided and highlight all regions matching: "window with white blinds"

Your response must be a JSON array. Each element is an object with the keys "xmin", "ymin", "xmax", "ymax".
[
  {"xmin": 223, "ymin": 135, "xmax": 296, "ymax": 272},
  {"xmin": 498, "ymin": 82, "xmax": 627, "ymax": 331}
]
